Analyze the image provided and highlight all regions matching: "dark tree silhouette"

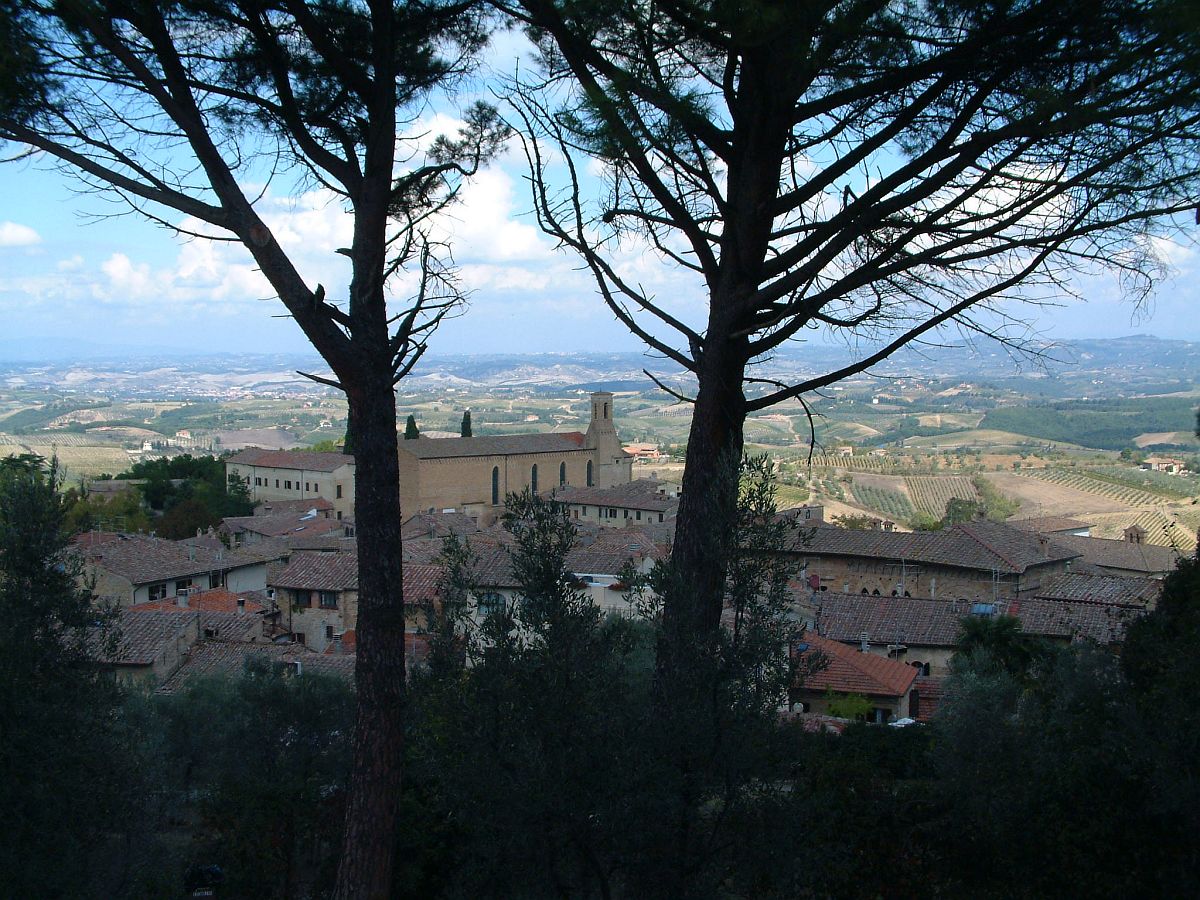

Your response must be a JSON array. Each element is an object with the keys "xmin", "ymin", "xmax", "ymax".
[
  {"xmin": 0, "ymin": 3, "xmax": 504, "ymax": 895},
  {"xmin": 500, "ymin": 0, "xmax": 1200, "ymax": 666},
  {"xmin": 460, "ymin": 409, "xmax": 473, "ymax": 437},
  {"xmin": 405, "ymin": 414, "xmax": 421, "ymax": 439}
]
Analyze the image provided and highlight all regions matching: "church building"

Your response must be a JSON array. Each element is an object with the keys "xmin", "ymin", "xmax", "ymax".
[{"xmin": 226, "ymin": 392, "xmax": 632, "ymax": 522}]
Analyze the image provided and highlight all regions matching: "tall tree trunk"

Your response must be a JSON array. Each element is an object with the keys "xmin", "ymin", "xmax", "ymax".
[
  {"xmin": 662, "ymin": 328, "xmax": 748, "ymax": 661},
  {"xmin": 333, "ymin": 363, "xmax": 406, "ymax": 899}
]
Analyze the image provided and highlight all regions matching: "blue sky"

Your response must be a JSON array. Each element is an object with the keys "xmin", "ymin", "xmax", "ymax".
[{"xmin": 2, "ymin": 55, "xmax": 1198, "ymax": 361}]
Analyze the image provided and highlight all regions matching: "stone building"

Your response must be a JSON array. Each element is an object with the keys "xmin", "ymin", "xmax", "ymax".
[
  {"xmin": 226, "ymin": 391, "xmax": 632, "ymax": 523},
  {"xmin": 225, "ymin": 449, "xmax": 357, "ymax": 519},
  {"xmin": 785, "ymin": 520, "xmax": 1079, "ymax": 602}
]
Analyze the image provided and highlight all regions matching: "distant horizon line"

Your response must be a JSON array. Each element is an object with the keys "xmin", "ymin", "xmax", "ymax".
[{"xmin": 0, "ymin": 331, "xmax": 1191, "ymax": 365}]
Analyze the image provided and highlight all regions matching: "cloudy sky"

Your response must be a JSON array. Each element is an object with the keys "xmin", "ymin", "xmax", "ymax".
[{"xmin": 1, "ymin": 49, "xmax": 1197, "ymax": 361}]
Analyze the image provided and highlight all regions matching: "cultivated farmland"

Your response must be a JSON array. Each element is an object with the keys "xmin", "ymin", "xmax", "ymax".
[{"xmin": 905, "ymin": 476, "xmax": 979, "ymax": 517}]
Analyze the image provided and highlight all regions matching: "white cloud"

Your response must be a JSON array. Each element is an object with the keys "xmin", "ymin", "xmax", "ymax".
[{"xmin": 0, "ymin": 221, "xmax": 41, "ymax": 247}]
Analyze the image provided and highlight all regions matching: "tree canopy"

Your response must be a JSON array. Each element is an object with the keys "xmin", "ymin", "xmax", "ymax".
[
  {"xmin": 0, "ymin": 2, "xmax": 504, "ymax": 894},
  {"xmin": 501, "ymin": 0, "xmax": 1200, "ymax": 646}
]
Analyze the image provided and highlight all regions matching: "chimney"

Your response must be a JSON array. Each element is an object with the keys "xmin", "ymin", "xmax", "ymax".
[
  {"xmin": 176, "ymin": 591, "xmax": 189, "ymax": 608},
  {"xmin": 236, "ymin": 597, "xmax": 246, "ymax": 616},
  {"xmin": 1038, "ymin": 535, "xmax": 1050, "ymax": 558},
  {"xmin": 859, "ymin": 631, "xmax": 869, "ymax": 653}
]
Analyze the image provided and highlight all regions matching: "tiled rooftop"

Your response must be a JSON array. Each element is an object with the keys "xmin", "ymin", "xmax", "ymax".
[
  {"xmin": 156, "ymin": 640, "xmax": 355, "ymax": 693},
  {"xmin": 806, "ymin": 588, "xmax": 1148, "ymax": 649},
  {"xmin": 270, "ymin": 552, "xmax": 446, "ymax": 603},
  {"xmin": 94, "ymin": 608, "xmax": 197, "ymax": 666},
  {"xmin": 222, "ymin": 509, "xmax": 345, "ymax": 540},
  {"xmin": 812, "ymin": 592, "xmax": 963, "ymax": 647},
  {"xmin": 132, "ymin": 588, "xmax": 265, "ymax": 615},
  {"xmin": 554, "ymin": 479, "xmax": 678, "ymax": 512},
  {"xmin": 795, "ymin": 633, "xmax": 919, "ymax": 698},
  {"xmin": 1010, "ymin": 597, "xmax": 1145, "ymax": 644},
  {"xmin": 1034, "ymin": 572, "xmax": 1162, "ymax": 607},
  {"xmin": 1049, "ymin": 533, "xmax": 1181, "ymax": 575},
  {"xmin": 272, "ymin": 551, "xmax": 359, "ymax": 592},
  {"xmin": 226, "ymin": 448, "xmax": 355, "ymax": 471},
  {"xmin": 76, "ymin": 533, "xmax": 264, "ymax": 585},
  {"xmin": 398, "ymin": 432, "xmax": 586, "ymax": 459},
  {"xmin": 789, "ymin": 520, "xmax": 1078, "ymax": 574}
]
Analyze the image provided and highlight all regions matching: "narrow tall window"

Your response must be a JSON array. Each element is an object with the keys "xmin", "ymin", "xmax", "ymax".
[
  {"xmin": 586, "ymin": 460, "xmax": 594, "ymax": 487},
  {"xmin": 559, "ymin": 461, "xmax": 566, "ymax": 487},
  {"xmin": 531, "ymin": 464, "xmax": 539, "ymax": 495},
  {"xmin": 491, "ymin": 466, "xmax": 500, "ymax": 506}
]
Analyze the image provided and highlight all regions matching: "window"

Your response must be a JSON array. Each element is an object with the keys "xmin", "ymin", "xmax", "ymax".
[
  {"xmin": 209, "ymin": 573, "xmax": 221, "ymax": 589},
  {"xmin": 294, "ymin": 632, "xmax": 306, "ymax": 645},
  {"xmin": 636, "ymin": 511, "xmax": 642, "ymax": 520},
  {"xmin": 325, "ymin": 625, "xmax": 335, "ymax": 641},
  {"xmin": 148, "ymin": 582, "xmax": 167, "ymax": 602},
  {"xmin": 603, "ymin": 402, "xmax": 608, "ymax": 418},
  {"xmin": 175, "ymin": 579, "xmax": 192, "ymax": 594},
  {"xmin": 285, "ymin": 480, "xmax": 292, "ymax": 490},
  {"xmin": 559, "ymin": 461, "xmax": 566, "ymax": 487},
  {"xmin": 608, "ymin": 507, "xmax": 617, "ymax": 518},
  {"xmin": 337, "ymin": 511, "xmax": 342, "ymax": 520},
  {"xmin": 659, "ymin": 513, "xmax": 664, "ymax": 522},
  {"xmin": 293, "ymin": 590, "xmax": 312, "ymax": 609},
  {"xmin": 254, "ymin": 477, "xmax": 261, "ymax": 486},
  {"xmin": 305, "ymin": 482, "xmax": 310, "ymax": 492},
  {"xmin": 531, "ymin": 464, "xmax": 538, "ymax": 495},
  {"xmin": 275, "ymin": 479, "xmax": 280, "ymax": 488},
  {"xmin": 313, "ymin": 483, "xmax": 319, "ymax": 492},
  {"xmin": 336, "ymin": 484, "xmax": 343, "ymax": 499},
  {"xmin": 586, "ymin": 460, "xmax": 593, "ymax": 487},
  {"xmin": 478, "ymin": 591, "xmax": 504, "ymax": 618},
  {"xmin": 491, "ymin": 466, "xmax": 500, "ymax": 505},
  {"xmin": 319, "ymin": 591, "xmax": 338, "ymax": 609}
]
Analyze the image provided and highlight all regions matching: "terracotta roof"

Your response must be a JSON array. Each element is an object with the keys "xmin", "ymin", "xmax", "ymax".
[
  {"xmin": 132, "ymin": 588, "xmax": 265, "ymax": 615},
  {"xmin": 398, "ymin": 432, "xmax": 586, "ymax": 459},
  {"xmin": 226, "ymin": 448, "xmax": 354, "ymax": 471},
  {"xmin": 811, "ymin": 592, "xmax": 962, "ymax": 648},
  {"xmin": 272, "ymin": 552, "xmax": 359, "ymax": 592},
  {"xmin": 554, "ymin": 479, "xmax": 678, "ymax": 512},
  {"xmin": 1008, "ymin": 516, "xmax": 1092, "ymax": 534},
  {"xmin": 271, "ymin": 552, "xmax": 446, "ymax": 603},
  {"xmin": 76, "ymin": 533, "xmax": 265, "ymax": 585},
  {"xmin": 404, "ymin": 564, "xmax": 445, "ymax": 604},
  {"xmin": 127, "ymin": 604, "xmax": 260, "ymax": 643},
  {"xmin": 1009, "ymin": 597, "xmax": 1145, "ymax": 644},
  {"xmin": 1049, "ymin": 533, "xmax": 1182, "ymax": 576},
  {"xmin": 794, "ymin": 633, "xmax": 918, "ymax": 698},
  {"xmin": 789, "ymin": 521, "xmax": 1077, "ymax": 574},
  {"xmin": 156, "ymin": 640, "xmax": 355, "ymax": 693},
  {"xmin": 1034, "ymin": 572, "xmax": 1162, "ymax": 607},
  {"xmin": 401, "ymin": 511, "xmax": 484, "ymax": 541},
  {"xmin": 254, "ymin": 497, "xmax": 334, "ymax": 516},
  {"xmin": 94, "ymin": 608, "xmax": 198, "ymax": 666},
  {"xmin": 222, "ymin": 509, "xmax": 344, "ymax": 539},
  {"xmin": 913, "ymin": 675, "xmax": 944, "ymax": 723}
]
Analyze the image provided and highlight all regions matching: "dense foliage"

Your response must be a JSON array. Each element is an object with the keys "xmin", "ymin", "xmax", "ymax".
[{"xmin": 0, "ymin": 460, "xmax": 130, "ymax": 897}]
